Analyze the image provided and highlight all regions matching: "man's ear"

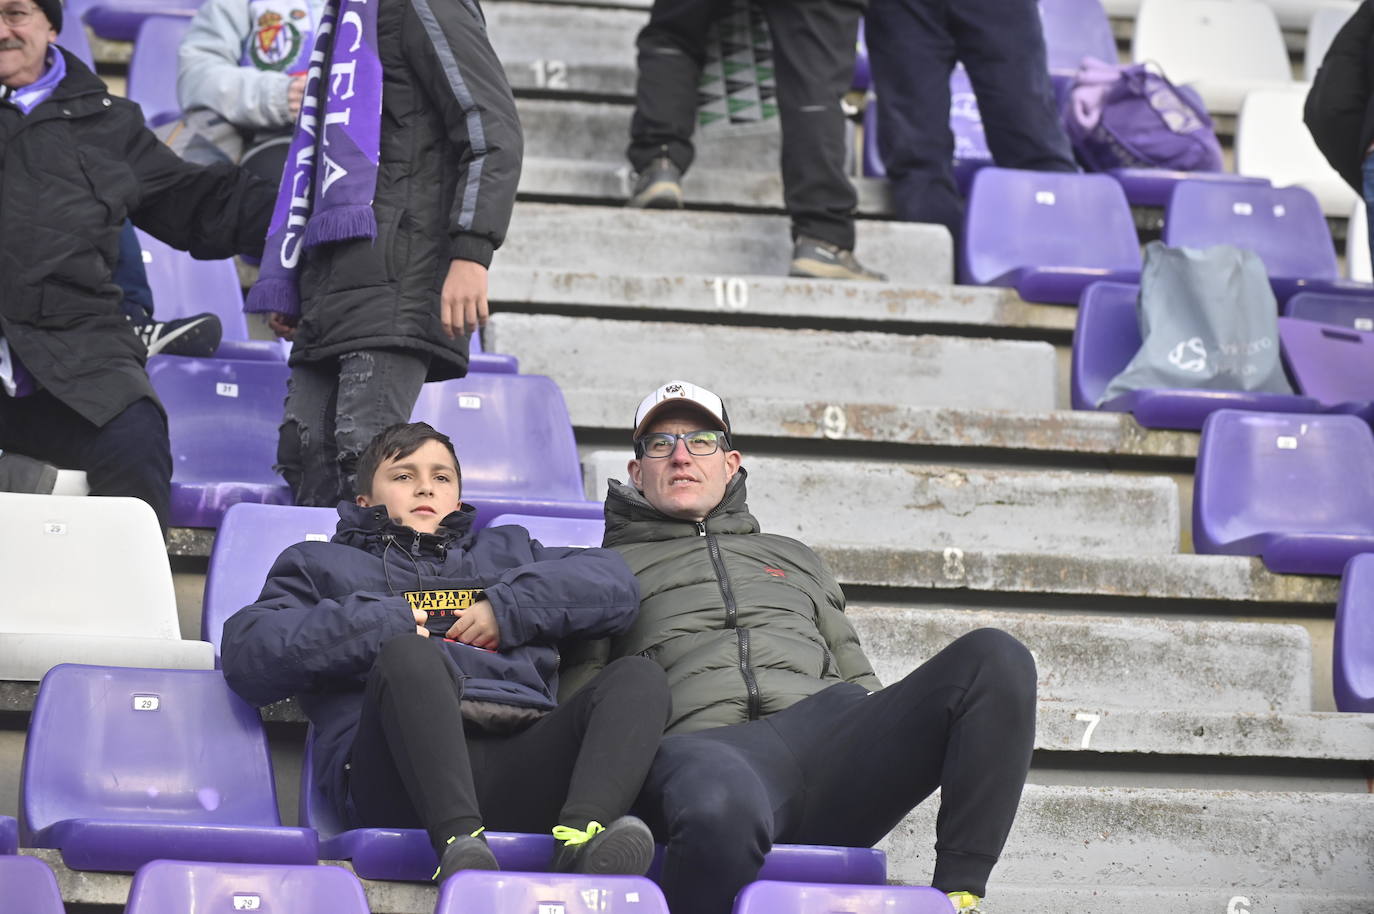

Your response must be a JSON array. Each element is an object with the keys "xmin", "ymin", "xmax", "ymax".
[
  {"xmin": 627, "ymin": 457, "xmax": 642, "ymax": 489},
  {"xmin": 355, "ymin": 494, "xmax": 372, "ymax": 507},
  {"xmin": 724, "ymin": 449, "xmax": 741, "ymax": 481}
]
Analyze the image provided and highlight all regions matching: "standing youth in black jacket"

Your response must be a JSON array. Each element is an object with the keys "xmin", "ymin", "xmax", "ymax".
[
  {"xmin": 221, "ymin": 422, "xmax": 668, "ymax": 883},
  {"xmin": 0, "ymin": 0, "xmax": 273, "ymax": 527},
  {"xmin": 251, "ymin": 0, "xmax": 524, "ymax": 508}
]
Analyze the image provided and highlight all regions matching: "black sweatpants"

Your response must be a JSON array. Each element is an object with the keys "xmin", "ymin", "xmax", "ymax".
[
  {"xmin": 628, "ymin": 0, "xmax": 866, "ymax": 249},
  {"xmin": 866, "ymin": 0, "xmax": 1076, "ymax": 242},
  {"xmin": 634, "ymin": 628, "xmax": 1037, "ymax": 914},
  {"xmin": 0, "ymin": 390, "xmax": 171, "ymax": 532},
  {"xmin": 347, "ymin": 636, "xmax": 671, "ymax": 854}
]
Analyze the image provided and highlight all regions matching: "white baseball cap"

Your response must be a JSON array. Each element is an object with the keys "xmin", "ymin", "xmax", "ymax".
[{"xmin": 632, "ymin": 380, "xmax": 732, "ymax": 439}]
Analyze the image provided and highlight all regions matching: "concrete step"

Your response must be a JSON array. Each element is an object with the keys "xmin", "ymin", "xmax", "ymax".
[
  {"xmin": 882, "ymin": 785, "xmax": 1374, "ymax": 896},
  {"xmin": 814, "ymin": 545, "xmax": 1337, "ymax": 606},
  {"xmin": 500, "ymin": 203, "xmax": 952, "ymax": 283},
  {"xmin": 485, "ymin": 313, "xmax": 1058, "ymax": 415},
  {"xmin": 849, "ymin": 607, "xmax": 1312, "ymax": 713},
  {"xmin": 584, "ymin": 452, "xmax": 1181, "ymax": 557},
  {"xmin": 486, "ymin": 2, "xmax": 643, "ymax": 97}
]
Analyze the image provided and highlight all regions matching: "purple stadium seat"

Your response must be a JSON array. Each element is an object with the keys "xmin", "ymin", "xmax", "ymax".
[
  {"xmin": 1334, "ymin": 553, "xmax": 1374, "ymax": 712},
  {"xmin": 863, "ymin": 66, "xmax": 991, "ymax": 195},
  {"xmin": 732, "ymin": 881, "xmax": 950, "ymax": 914},
  {"xmin": 1278, "ymin": 318, "xmax": 1374, "ymax": 418},
  {"xmin": 124, "ymin": 860, "xmax": 369, "ymax": 914},
  {"xmin": 0, "ymin": 855, "xmax": 65, "ymax": 914},
  {"xmin": 410, "ymin": 373, "xmax": 602, "ymax": 528},
  {"xmin": 437, "ymin": 872, "xmax": 669, "ymax": 914},
  {"xmin": 1108, "ymin": 169, "xmax": 1268, "ymax": 209},
  {"xmin": 1193, "ymin": 410, "xmax": 1374, "ymax": 575},
  {"xmin": 20, "ymin": 664, "xmax": 318, "ymax": 872},
  {"xmin": 1040, "ymin": 0, "xmax": 1116, "ymax": 77},
  {"xmin": 84, "ymin": 0, "xmax": 198, "ymax": 43},
  {"xmin": 961, "ymin": 168, "xmax": 1141, "ymax": 303},
  {"xmin": 1072, "ymin": 281, "xmax": 1319, "ymax": 429},
  {"xmin": 853, "ymin": 20, "xmax": 869, "ymax": 92},
  {"xmin": 298, "ymin": 729, "xmax": 554, "ymax": 880},
  {"xmin": 1285, "ymin": 291, "xmax": 1374, "ymax": 333},
  {"xmin": 486, "ymin": 513, "xmax": 607, "ymax": 548},
  {"xmin": 57, "ymin": 17, "xmax": 94, "ymax": 68},
  {"xmin": 1161, "ymin": 180, "xmax": 1374, "ymax": 305},
  {"xmin": 146, "ymin": 355, "xmax": 292, "ymax": 528},
  {"xmin": 202, "ymin": 503, "xmax": 340, "ymax": 661},
  {"xmin": 128, "ymin": 16, "xmax": 189, "ymax": 126},
  {"xmin": 135, "ymin": 229, "xmax": 286, "ymax": 362},
  {"xmin": 470, "ymin": 328, "xmax": 519, "ymax": 374},
  {"xmin": 1, "ymin": 815, "xmax": 16, "ymax": 854}
]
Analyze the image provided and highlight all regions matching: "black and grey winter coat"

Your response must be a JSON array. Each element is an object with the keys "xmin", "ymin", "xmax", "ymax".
[
  {"xmin": 221, "ymin": 501, "xmax": 639, "ymax": 820},
  {"xmin": 559, "ymin": 470, "xmax": 881, "ymax": 734},
  {"xmin": 289, "ymin": 0, "xmax": 522, "ymax": 380},
  {"xmin": 1306, "ymin": 1, "xmax": 1374, "ymax": 193},
  {"xmin": 0, "ymin": 50, "xmax": 273, "ymax": 427}
]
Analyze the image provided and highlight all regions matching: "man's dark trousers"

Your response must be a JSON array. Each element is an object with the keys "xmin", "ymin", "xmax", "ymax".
[
  {"xmin": 628, "ymin": 0, "xmax": 866, "ymax": 250},
  {"xmin": 866, "ymin": 0, "xmax": 1077, "ymax": 242},
  {"xmin": 633, "ymin": 628, "xmax": 1037, "ymax": 914},
  {"xmin": 0, "ymin": 391, "xmax": 171, "ymax": 531}
]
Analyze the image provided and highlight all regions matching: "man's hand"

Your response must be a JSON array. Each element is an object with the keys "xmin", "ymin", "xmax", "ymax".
[
  {"xmin": 444, "ymin": 598, "xmax": 500, "ymax": 649},
  {"xmin": 412, "ymin": 607, "xmax": 430, "ymax": 637},
  {"xmin": 440, "ymin": 258, "xmax": 488, "ymax": 339},
  {"xmin": 267, "ymin": 311, "xmax": 298, "ymax": 340},
  {"xmin": 287, "ymin": 75, "xmax": 307, "ymax": 118}
]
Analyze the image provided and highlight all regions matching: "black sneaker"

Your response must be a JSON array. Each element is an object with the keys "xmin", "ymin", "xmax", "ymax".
[
  {"xmin": 627, "ymin": 157, "xmax": 684, "ymax": 209},
  {"xmin": 789, "ymin": 236, "xmax": 888, "ymax": 281},
  {"xmin": 432, "ymin": 831, "xmax": 500, "ymax": 885},
  {"xmin": 550, "ymin": 816, "xmax": 655, "ymax": 875},
  {"xmin": 129, "ymin": 312, "xmax": 223, "ymax": 357}
]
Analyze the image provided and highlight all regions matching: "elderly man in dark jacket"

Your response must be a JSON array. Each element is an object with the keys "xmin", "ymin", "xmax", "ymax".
[
  {"xmin": 0, "ymin": 0, "xmax": 273, "ymax": 527},
  {"xmin": 562, "ymin": 380, "xmax": 1038, "ymax": 914}
]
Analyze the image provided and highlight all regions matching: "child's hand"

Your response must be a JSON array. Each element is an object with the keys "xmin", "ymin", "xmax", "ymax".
[
  {"xmin": 446, "ymin": 599, "xmax": 500, "ymax": 649},
  {"xmin": 413, "ymin": 607, "xmax": 430, "ymax": 637}
]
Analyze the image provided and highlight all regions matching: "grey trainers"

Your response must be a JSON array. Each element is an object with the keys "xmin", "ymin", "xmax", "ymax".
[
  {"xmin": 129, "ymin": 312, "xmax": 223, "ymax": 358},
  {"xmin": 789, "ymin": 235, "xmax": 888, "ymax": 281},
  {"xmin": 627, "ymin": 156, "xmax": 684, "ymax": 209}
]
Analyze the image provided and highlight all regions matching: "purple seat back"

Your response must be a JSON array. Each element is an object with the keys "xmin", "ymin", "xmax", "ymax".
[
  {"xmin": 852, "ymin": 19, "xmax": 869, "ymax": 92},
  {"xmin": 437, "ymin": 872, "xmax": 670, "ymax": 914},
  {"xmin": 1193, "ymin": 410, "xmax": 1374, "ymax": 574},
  {"xmin": 128, "ymin": 16, "xmax": 190, "ymax": 126},
  {"xmin": 961, "ymin": 168, "xmax": 1141, "ymax": 301},
  {"xmin": 1071, "ymin": 281, "xmax": 1142, "ymax": 409},
  {"xmin": 21, "ymin": 665, "xmax": 287, "ymax": 841},
  {"xmin": 1278, "ymin": 318, "xmax": 1374, "ymax": 408},
  {"xmin": 1040, "ymin": 0, "xmax": 1116, "ymax": 75},
  {"xmin": 733, "ymin": 881, "xmax": 951, "ymax": 914},
  {"xmin": 133, "ymin": 229, "xmax": 271, "ymax": 352},
  {"xmin": 85, "ymin": 0, "xmax": 198, "ymax": 42},
  {"xmin": 863, "ymin": 66, "xmax": 990, "ymax": 194},
  {"xmin": 203, "ymin": 503, "xmax": 341, "ymax": 661},
  {"xmin": 1108, "ymin": 168, "xmax": 1269, "ymax": 209},
  {"xmin": 0, "ymin": 855, "xmax": 65, "ymax": 914},
  {"xmin": 486, "ymin": 513, "xmax": 606, "ymax": 548},
  {"xmin": 146, "ymin": 355, "xmax": 292, "ymax": 528},
  {"xmin": 1162, "ymin": 181, "xmax": 1338, "ymax": 287},
  {"xmin": 1285, "ymin": 291, "xmax": 1374, "ymax": 333},
  {"xmin": 0, "ymin": 815, "xmax": 15, "ymax": 854},
  {"xmin": 1334, "ymin": 553, "xmax": 1374, "ymax": 712},
  {"xmin": 410, "ymin": 374, "xmax": 584, "ymax": 504},
  {"xmin": 57, "ymin": 18, "xmax": 94, "ymax": 68},
  {"xmin": 124, "ymin": 860, "xmax": 369, "ymax": 914}
]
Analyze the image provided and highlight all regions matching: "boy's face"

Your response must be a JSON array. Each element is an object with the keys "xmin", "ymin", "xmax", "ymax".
[{"xmin": 356, "ymin": 439, "xmax": 462, "ymax": 534}]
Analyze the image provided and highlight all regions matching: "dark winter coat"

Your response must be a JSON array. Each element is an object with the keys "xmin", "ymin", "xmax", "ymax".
[
  {"xmin": 0, "ymin": 50, "xmax": 273, "ymax": 427},
  {"xmin": 1306, "ymin": 1, "xmax": 1374, "ymax": 193},
  {"xmin": 289, "ymin": 0, "xmax": 522, "ymax": 380},
  {"xmin": 220, "ymin": 501, "xmax": 639, "ymax": 820},
  {"xmin": 559, "ymin": 470, "xmax": 881, "ymax": 734}
]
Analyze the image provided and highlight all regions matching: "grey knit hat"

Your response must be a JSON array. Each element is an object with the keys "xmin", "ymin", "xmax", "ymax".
[{"xmin": 34, "ymin": 0, "xmax": 63, "ymax": 33}]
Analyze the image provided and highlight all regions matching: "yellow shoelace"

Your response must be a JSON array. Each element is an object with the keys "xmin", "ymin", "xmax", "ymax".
[
  {"xmin": 947, "ymin": 891, "xmax": 982, "ymax": 912},
  {"xmin": 431, "ymin": 826, "xmax": 487, "ymax": 880},
  {"xmin": 552, "ymin": 820, "xmax": 605, "ymax": 846}
]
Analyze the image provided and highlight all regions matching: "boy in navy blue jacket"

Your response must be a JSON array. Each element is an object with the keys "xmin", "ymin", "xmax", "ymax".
[{"xmin": 222, "ymin": 422, "xmax": 669, "ymax": 882}]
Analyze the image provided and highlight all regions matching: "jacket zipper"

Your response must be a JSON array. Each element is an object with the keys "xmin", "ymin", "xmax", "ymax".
[{"xmin": 699, "ymin": 521, "xmax": 761, "ymax": 720}]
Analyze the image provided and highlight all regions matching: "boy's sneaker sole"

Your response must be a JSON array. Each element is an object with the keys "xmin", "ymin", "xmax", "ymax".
[
  {"xmin": 789, "ymin": 257, "xmax": 885, "ymax": 281},
  {"xmin": 563, "ymin": 816, "xmax": 656, "ymax": 875},
  {"xmin": 628, "ymin": 181, "xmax": 684, "ymax": 209},
  {"xmin": 433, "ymin": 834, "xmax": 500, "ymax": 884}
]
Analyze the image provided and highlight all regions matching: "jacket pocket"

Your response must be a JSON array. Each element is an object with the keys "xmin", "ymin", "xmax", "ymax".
[{"xmin": 302, "ymin": 205, "xmax": 402, "ymax": 294}]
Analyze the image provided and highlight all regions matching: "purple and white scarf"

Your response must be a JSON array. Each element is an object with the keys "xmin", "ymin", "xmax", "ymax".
[
  {"xmin": 0, "ymin": 46, "xmax": 66, "ymax": 116},
  {"xmin": 245, "ymin": 0, "xmax": 383, "ymax": 316}
]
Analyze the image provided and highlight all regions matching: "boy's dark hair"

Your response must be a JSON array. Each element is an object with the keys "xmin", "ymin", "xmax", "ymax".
[{"xmin": 354, "ymin": 422, "xmax": 462, "ymax": 497}]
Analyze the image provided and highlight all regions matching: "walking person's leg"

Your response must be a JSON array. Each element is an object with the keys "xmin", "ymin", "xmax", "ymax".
[
  {"xmin": 331, "ymin": 349, "xmax": 430, "ymax": 503},
  {"xmin": 277, "ymin": 359, "xmax": 343, "ymax": 506}
]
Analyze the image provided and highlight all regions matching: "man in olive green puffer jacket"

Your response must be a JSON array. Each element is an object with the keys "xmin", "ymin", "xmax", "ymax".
[{"xmin": 561, "ymin": 380, "xmax": 1038, "ymax": 914}]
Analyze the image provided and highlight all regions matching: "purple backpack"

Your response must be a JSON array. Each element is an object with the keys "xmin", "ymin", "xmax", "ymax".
[{"xmin": 1063, "ymin": 57, "xmax": 1224, "ymax": 173}]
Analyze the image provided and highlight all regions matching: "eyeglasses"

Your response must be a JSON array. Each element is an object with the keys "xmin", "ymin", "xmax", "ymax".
[
  {"xmin": 636, "ymin": 429, "xmax": 729, "ymax": 459},
  {"xmin": 0, "ymin": 4, "xmax": 39, "ymax": 26}
]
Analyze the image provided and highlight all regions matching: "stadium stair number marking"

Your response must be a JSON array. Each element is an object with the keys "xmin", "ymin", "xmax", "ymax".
[
  {"xmin": 530, "ymin": 60, "xmax": 568, "ymax": 89},
  {"xmin": 711, "ymin": 276, "xmax": 749, "ymax": 310},
  {"xmin": 1227, "ymin": 897, "xmax": 1251, "ymax": 914},
  {"xmin": 1075, "ymin": 712, "xmax": 1100, "ymax": 748},
  {"xmin": 821, "ymin": 405, "xmax": 846, "ymax": 439}
]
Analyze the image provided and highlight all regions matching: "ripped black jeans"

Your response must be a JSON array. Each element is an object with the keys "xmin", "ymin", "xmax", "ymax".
[{"xmin": 277, "ymin": 349, "xmax": 430, "ymax": 506}]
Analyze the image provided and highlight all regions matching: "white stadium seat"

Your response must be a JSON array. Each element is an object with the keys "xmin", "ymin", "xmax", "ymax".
[{"xmin": 1235, "ymin": 85, "xmax": 1359, "ymax": 216}]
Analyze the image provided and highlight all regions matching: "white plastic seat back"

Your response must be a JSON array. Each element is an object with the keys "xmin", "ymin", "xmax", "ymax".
[
  {"xmin": 1349, "ymin": 200, "xmax": 1372, "ymax": 282},
  {"xmin": 1235, "ymin": 86, "xmax": 1360, "ymax": 216},
  {"xmin": 1133, "ymin": 0, "xmax": 1292, "ymax": 113},
  {"xmin": 1304, "ymin": 2, "xmax": 1359, "ymax": 82}
]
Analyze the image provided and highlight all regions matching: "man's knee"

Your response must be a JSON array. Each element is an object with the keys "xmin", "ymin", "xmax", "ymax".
[
  {"xmin": 90, "ymin": 399, "xmax": 169, "ymax": 474},
  {"xmin": 953, "ymin": 627, "xmax": 1037, "ymax": 696}
]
